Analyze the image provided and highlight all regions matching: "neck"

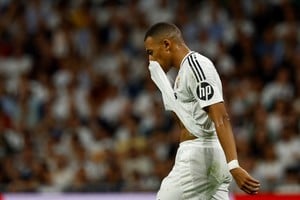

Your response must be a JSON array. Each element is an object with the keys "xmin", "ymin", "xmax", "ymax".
[{"xmin": 173, "ymin": 44, "xmax": 191, "ymax": 69}]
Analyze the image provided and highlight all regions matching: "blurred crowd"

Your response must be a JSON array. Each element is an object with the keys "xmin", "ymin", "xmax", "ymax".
[{"xmin": 0, "ymin": 0, "xmax": 299, "ymax": 194}]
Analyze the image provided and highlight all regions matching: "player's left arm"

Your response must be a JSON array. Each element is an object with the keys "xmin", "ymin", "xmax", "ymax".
[
  {"xmin": 205, "ymin": 95, "xmax": 260, "ymax": 195},
  {"xmin": 187, "ymin": 56, "xmax": 260, "ymax": 194}
]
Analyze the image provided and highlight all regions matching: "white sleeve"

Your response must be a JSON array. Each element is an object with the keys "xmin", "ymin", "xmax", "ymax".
[
  {"xmin": 148, "ymin": 61, "xmax": 174, "ymax": 111},
  {"xmin": 187, "ymin": 58, "xmax": 224, "ymax": 108}
]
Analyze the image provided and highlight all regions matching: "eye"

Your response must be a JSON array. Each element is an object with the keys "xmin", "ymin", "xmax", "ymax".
[{"xmin": 146, "ymin": 50, "xmax": 153, "ymax": 56}]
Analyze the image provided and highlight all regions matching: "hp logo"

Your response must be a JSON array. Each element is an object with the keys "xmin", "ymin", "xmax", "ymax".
[{"xmin": 196, "ymin": 82, "xmax": 214, "ymax": 100}]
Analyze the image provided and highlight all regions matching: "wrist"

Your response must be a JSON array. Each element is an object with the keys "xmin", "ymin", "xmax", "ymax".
[{"xmin": 228, "ymin": 159, "xmax": 240, "ymax": 171}]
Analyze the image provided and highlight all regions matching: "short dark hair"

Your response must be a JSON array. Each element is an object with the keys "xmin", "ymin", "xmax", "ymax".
[{"xmin": 144, "ymin": 22, "xmax": 182, "ymax": 42}]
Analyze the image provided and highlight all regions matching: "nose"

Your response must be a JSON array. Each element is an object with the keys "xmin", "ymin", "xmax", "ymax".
[{"xmin": 148, "ymin": 55, "xmax": 154, "ymax": 61}]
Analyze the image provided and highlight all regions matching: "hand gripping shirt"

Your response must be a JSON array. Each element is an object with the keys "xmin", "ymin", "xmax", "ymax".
[{"xmin": 173, "ymin": 51, "xmax": 224, "ymax": 136}]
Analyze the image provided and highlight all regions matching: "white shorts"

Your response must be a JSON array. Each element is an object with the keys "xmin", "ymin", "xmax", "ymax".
[{"xmin": 156, "ymin": 136, "xmax": 232, "ymax": 200}]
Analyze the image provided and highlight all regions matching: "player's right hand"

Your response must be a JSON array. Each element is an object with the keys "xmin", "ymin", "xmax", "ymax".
[{"xmin": 230, "ymin": 167, "xmax": 260, "ymax": 195}]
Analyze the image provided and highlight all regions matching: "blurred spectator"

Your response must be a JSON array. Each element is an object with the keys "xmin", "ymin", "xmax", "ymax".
[
  {"xmin": 252, "ymin": 142, "xmax": 284, "ymax": 192},
  {"xmin": 274, "ymin": 165, "xmax": 300, "ymax": 194}
]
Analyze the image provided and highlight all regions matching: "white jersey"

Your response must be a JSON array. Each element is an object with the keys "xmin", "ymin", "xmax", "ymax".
[
  {"xmin": 172, "ymin": 51, "xmax": 224, "ymax": 136},
  {"xmin": 149, "ymin": 52, "xmax": 231, "ymax": 200}
]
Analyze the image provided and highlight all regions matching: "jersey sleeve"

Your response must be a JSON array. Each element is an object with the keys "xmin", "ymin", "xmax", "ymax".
[{"xmin": 186, "ymin": 56, "xmax": 224, "ymax": 108}]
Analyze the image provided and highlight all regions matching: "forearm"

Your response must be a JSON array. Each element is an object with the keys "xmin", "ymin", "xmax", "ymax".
[
  {"xmin": 214, "ymin": 118, "xmax": 238, "ymax": 163},
  {"xmin": 206, "ymin": 102, "xmax": 238, "ymax": 163}
]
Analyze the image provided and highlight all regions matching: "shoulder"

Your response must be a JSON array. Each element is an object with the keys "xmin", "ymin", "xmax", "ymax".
[
  {"xmin": 190, "ymin": 52, "xmax": 215, "ymax": 69},
  {"xmin": 182, "ymin": 52, "xmax": 215, "ymax": 71},
  {"xmin": 182, "ymin": 52, "xmax": 217, "ymax": 83}
]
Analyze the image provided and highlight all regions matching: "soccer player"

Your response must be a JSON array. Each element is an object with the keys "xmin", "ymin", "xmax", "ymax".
[{"xmin": 144, "ymin": 22, "xmax": 260, "ymax": 199}]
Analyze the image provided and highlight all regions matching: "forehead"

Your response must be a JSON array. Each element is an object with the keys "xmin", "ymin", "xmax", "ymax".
[{"xmin": 144, "ymin": 36, "xmax": 159, "ymax": 50}]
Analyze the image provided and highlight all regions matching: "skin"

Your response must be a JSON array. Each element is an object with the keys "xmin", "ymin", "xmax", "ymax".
[{"xmin": 144, "ymin": 33, "xmax": 260, "ymax": 195}]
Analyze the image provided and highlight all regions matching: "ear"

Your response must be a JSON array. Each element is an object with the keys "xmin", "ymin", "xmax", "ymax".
[{"xmin": 163, "ymin": 39, "xmax": 171, "ymax": 51}]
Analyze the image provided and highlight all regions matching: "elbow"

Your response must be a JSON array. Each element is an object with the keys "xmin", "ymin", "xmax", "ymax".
[{"xmin": 214, "ymin": 113, "xmax": 231, "ymax": 128}]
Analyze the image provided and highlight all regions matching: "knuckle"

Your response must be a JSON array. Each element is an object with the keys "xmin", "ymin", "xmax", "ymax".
[{"xmin": 241, "ymin": 182, "xmax": 247, "ymax": 188}]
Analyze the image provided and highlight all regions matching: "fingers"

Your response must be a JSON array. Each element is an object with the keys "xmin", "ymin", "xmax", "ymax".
[
  {"xmin": 241, "ymin": 185, "xmax": 259, "ymax": 195},
  {"xmin": 246, "ymin": 179, "xmax": 260, "ymax": 188},
  {"xmin": 248, "ymin": 177, "xmax": 260, "ymax": 184},
  {"xmin": 232, "ymin": 167, "xmax": 261, "ymax": 195},
  {"xmin": 241, "ymin": 180, "xmax": 260, "ymax": 194},
  {"xmin": 241, "ymin": 184, "xmax": 259, "ymax": 194},
  {"xmin": 241, "ymin": 185, "xmax": 254, "ymax": 195}
]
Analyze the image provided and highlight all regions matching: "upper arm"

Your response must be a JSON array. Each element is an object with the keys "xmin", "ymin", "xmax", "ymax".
[{"xmin": 187, "ymin": 56, "xmax": 224, "ymax": 108}]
